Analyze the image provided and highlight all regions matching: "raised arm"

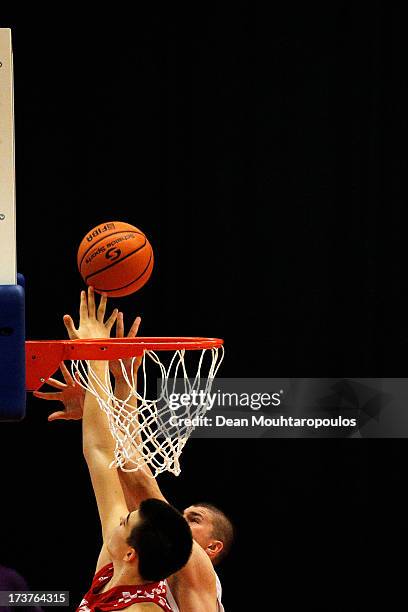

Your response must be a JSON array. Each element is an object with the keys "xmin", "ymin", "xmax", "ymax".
[
  {"xmin": 34, "ymin": 305, "xmax": 165, "ymax": 509},
  {"xmin": 63, "ymin": 288, "xmax": 129, "ymax": 542}
]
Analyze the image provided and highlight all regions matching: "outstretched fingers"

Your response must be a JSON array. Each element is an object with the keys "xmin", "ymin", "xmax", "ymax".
[
  {"xmin": 87, "ymin": 286, "xmax": 96, "ymax": 319},
  {"xmin": 63, "ymin": 315, "xmax": 79, "ymax": 340},
  {"xmin": 48, "ymin": 411, "xmax": 68, "ymax": 422},
  {"xmin": 80, "ymin": 290, "xmax": 89, "ymax": 321},
  {"xmin": 115, "ymin": 312, "xmax": 141, "ymax": 338},
  {"xmin": 105, "ymin": 308, "xmax": 119, "ymax": 332},
  {"xmin": 116, "ymin": 312, "xmax": 125, "ymax": 338},
  {"xmin": 59, "ymin": 361, "xmax": 75, "ymax": 386},
  {"xmin": 97, "ymin": 293, "xmax": 108, "ymax": 322},
  {"xmin": 33, "ymin": 391, "xmax": 63, "ymax": 401},
  {"xmin": 44, "ymin": 377, "xmax": 67, "ymax": 390},
  {"xmin": 128, "ymin": 315, "xmax": 142, "ymax": 338}
]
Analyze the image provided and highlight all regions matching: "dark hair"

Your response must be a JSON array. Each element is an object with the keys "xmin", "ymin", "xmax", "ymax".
[
  {"xmin": 127, "ymin": 498, "xmax": 193, "ymax": 581},
  {"xmin": 192, "ymin": 502, "xmax": 234, "ymax": 564}
]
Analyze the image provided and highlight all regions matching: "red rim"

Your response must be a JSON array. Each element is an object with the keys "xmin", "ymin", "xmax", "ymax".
[{"xmin": 26, "ymin": 337, "xmax": 224, "ymax": 391}]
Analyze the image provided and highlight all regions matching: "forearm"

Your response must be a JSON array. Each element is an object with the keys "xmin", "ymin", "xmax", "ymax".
[
  {"xmin": 82, "ymin": 361, "xmax": 127, "ymax": 538},
  {"xmin": 114, "ymin": 378, "xmax": 166, "ymax": 509},
  {"xmin": 83, "ymin": 361, "xmax": 115, "ymax": 456},
  {"xmin": 63, "ymin": 289, "xmax": 127, "ymax": 541}
]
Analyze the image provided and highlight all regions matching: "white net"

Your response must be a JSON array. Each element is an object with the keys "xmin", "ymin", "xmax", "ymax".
[{"xmin": 71, "ymin": 346, "xmax": 224, "ymax": 477}]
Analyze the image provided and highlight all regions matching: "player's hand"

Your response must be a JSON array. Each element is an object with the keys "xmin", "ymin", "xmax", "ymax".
[
  {"xmin": 63, "ymin": 286, "xmax": 118, "ymax": 340},
  {"xmin": 33, "ymin": 362, "xmax": 85, "ymax": 421},
  {"xmin": 110, "ymin": 312, "xmax": 143, "ymax": 381}
]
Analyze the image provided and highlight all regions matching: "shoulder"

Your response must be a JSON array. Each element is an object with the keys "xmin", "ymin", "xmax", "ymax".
[
  {"xmin": 87, "ymin": 561, "xmax": 113, "ymax": 591},
  {"xmin": 93, "ymin": 561, "xmax": 113, "ymax": 579},
  {"xmin": 188, "ymin": 541, "xmax": 216, "ymax": 578},
  {"xmin": 172, "ymin": 541, "xmax": 216, "ymax": 590}
]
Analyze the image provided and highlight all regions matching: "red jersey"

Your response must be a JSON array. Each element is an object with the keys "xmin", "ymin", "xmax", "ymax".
[{"xmin": 77, "ymin": 563, "xmax": 173, "ymax": 611}]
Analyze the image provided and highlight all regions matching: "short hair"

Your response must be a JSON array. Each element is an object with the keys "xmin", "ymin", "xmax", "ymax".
[
  {"xmin": 127, "ymin": 498, "xmax": 193, "ymax": 581},
  {"xmin": 192, "ymin": 502, "xmax": 234, "ymax": 564}
]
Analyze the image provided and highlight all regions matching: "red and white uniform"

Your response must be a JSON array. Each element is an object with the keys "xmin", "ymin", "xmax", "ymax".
[{"xmin": 77, "ymin": 563, "xmax": 172, "ymax": 611}]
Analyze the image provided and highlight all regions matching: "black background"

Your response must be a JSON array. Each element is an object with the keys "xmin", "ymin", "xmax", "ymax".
[{"xmin": 0, "ymin": 3, "xmax": 406, "ymax": 610}]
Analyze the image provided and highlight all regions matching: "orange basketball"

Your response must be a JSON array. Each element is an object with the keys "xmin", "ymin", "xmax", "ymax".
[{"xmin": 77, "ymin": 221, "xmax": 154, "ymax": 297}]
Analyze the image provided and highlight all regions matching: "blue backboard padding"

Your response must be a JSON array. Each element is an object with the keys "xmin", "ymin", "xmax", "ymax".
[{"xmin": 0, "ymin": 281, "xmax": 25, "ymax": 420}]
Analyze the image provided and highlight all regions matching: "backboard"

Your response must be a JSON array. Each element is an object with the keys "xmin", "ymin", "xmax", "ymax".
[
  {"xmin": 0, "ymin": 28, "xmax": 25, "ymax": 420},
  {"xmin": 0, "ymin": 28, "xmax": 16, "ymax": 285}
]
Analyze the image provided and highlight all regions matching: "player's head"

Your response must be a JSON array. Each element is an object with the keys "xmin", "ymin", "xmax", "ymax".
[
  {"xmin": 183, "ymin": 502, "xmax": 234, "ymax": 564},
  {"xmin": 108, "ymin": 499, "xmax": 193, "ymax": 581}
]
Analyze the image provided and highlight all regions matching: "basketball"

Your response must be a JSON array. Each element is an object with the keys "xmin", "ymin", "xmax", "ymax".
[{"xmin": 77, "ymin": 221, "xmax": 154, "ymax": 297}]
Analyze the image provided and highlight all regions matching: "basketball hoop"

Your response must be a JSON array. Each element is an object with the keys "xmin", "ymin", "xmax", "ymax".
[{"xmin": 26, "ymin": 338, "xmax": 224, "ymax": 477}]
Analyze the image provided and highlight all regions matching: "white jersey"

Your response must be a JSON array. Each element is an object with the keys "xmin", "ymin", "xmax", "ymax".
[{"xmin": 165, "ymin": 572, "xmax": 224, "ymax": 611}]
